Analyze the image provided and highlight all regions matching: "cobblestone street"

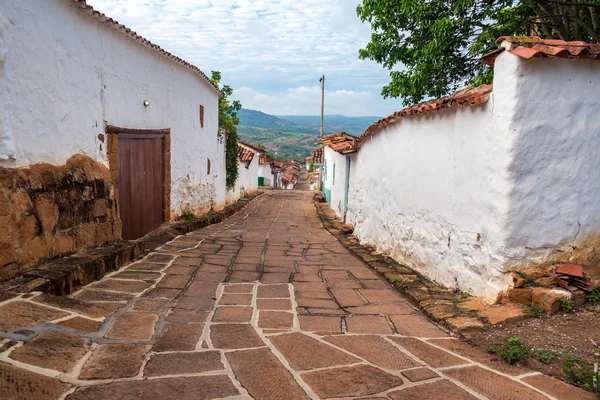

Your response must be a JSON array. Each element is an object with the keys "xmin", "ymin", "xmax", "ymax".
[{"xmin": 0, "ymin": 191, "xmax": 593, "ymax": 399}]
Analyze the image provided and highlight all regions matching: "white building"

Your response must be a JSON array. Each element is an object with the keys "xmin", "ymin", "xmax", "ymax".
[
  {"xmin": 347, "ymin": 37, "xmax": 600, "ymax": 300},
  {"xmin": 226, "ymin": 142, "xmax": 260, "ymax": 204},
  {"xmin": 258, "ymin": 155, "xmax": 277, "ymax": 188},
  {"xmin": 0, "ymin": 0, "xmax": 225, "ymax": 240},
  {"xmin": 320, "ymin": 133, "xmax": 358, "ymax": 220}
]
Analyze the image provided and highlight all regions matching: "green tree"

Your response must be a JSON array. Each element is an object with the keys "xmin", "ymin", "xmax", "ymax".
[
  {"xmin": 210, "ymin": 71, "xmax": 241, "ymax": 190},
  {"xmin": 357, "ymin": 1, "xmax": 600, "ymax": 106}
]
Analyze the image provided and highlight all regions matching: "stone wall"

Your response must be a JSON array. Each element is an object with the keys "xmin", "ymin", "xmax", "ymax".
[{"xmin": 0, "ymin": 155, "xmax": 121, "ymax": 282}]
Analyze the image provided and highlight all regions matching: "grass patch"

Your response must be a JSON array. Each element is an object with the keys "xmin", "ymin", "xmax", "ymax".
[
  {"xmin": 487, "ymin": 337, "xmax": 529, "ymax": 365},
  {"xmin": 522, "ymin": 303, "xmax": 546, "ymax": 318},
  {"xmin": 532, "ymin": 349, "xmax": 556, "ymax": 364},
  {"xmin": 587, "ymin": 288, "xmax": 600, "ymax": 305},
  {"xmin": 181, "ymin": 210, "xmax": 196, "ymax": 221},
  {"xmin": 390, "ymin": 277, "xmax": 401, "ymax": 284},
  {"xmin": 562, "ymin": 353, "xmax": 600, "ymax": 392},
  {"xmin": 560, "ymin": 298, "xmax": 574, "ymax": 313}
]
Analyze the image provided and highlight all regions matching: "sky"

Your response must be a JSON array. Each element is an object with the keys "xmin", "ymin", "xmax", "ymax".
[{"xmin": 88, "ymin": 0, "xmax": 404, "ymax": 117}]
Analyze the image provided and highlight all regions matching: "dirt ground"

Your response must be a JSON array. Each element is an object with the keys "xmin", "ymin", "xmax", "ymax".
[{"xmin": 465, "ymin": 302, "xmax": 600, "ymax": 392}]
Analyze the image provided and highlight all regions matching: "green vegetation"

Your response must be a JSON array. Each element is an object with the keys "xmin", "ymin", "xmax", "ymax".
[
  {"xmin": 560, "ymin": 298, "xmax": 574, "ymax": 313},
  {"xmin": 562, "ymin": 353, "xmax": 600, "ymax": 392},
  {"xmin": 517, "ymin": 271, "xmax": 536, "ymax": 287},
  {"xmin": 451, "ymin": 297, "xmax": 460, "ymax": 304},
  {"xmin": 532, "ymin": 349, "xmax": 556, "ymax": 364},
  {"xmin": 587, "ymin": 288, "xmax": 600, "ymax": 305},
  {"xmin": 487, "ymin": 337, "xmax": 529, "ymax": 365},
  {"xmin": 357, "ymin": 0, "xmax": 600, "ymax": 106},
  {"xmin": 211, "ymin": 71, "xmax": 241, "ymax": 190},
  {"xmin": 522, "ymin": 303, "xmax": 546, "ymax": 318},
  {"xmin": 181, "ymin": 211, "xmax": 196, "ymax": 222},
  {"xmin": 390, "ymin": 277, "xmax": 401, "ymax": 283}
]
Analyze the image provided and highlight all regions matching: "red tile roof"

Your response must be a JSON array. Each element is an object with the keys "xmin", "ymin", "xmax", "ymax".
[
  {"xmin": 320, "ymin": 132, "xmax": 358, "ymax": 154},
  {"xmin": 482, "ymin": 36, "xmax": 600, "ymax": 66},
  {"xmin": 259, "ymin": 154, "xmax": 274, "ymax": 165},
  {"xmin": 312, "ymin": 147, "xmax": 325, "ymax": 164},
  {"xmin": 359, "ymin": 85, "xmax": 492, "ymax": 144},
  {"xmin": 71, "ymin": 1, "xmax": 220, "ymax": 94},
  {"xmin": 237, "ymin": 142, "xmax": 256, "ymax": 168}
]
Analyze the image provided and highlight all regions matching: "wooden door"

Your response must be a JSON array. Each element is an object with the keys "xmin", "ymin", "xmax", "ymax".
[{"xmin": 118, "ymin": 134, "xmax": 165, "ymax": 240}]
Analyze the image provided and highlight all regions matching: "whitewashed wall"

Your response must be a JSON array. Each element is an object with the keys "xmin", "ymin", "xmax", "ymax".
[
  {"xmin": 324, "ymin": 147, "xmax": 349, "ymax": 219},
  {"xmin": 227, "ymin": 157, "xmax": 259, "ymax": 204},
  {"xmin": 0, "ymin": 0, "xmax": 225, "ymax": 216},
  {"xmin": 348, "ymin": 51, "xmax": 600, "ymax": 299},
  {"xmin": 258, "ymin": 164, "xmax": 274, "ymax": 187}
]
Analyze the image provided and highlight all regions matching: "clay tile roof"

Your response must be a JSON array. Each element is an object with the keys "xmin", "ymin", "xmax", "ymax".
[
  {"xmin": 237, "ymin": 143, "xmax": 255, "ymax": 168},
  {"xmin": 259, "ymin": 154, "xmax": 273, "ymax": 165},
  {"xmin": 312, "ymin": 147, "xmax": 324, "ymax": 164},
  {"xmin": 359, "ymin": 84, "xmax": 492, "ymax": 144},
  {"xmin": 482, "ymin": 36, "xmax": 600, "ymax": 66},
  {"xmin": 320, "ymin": 132, "xmax": 359, "ymax": 154},
  {"xmin": 238, "ymin": 141, "xmax": 266, "ymax": 154},
  {"xmin": 71, "ymin": 0, "xmax": 220, "ymax": 95}
]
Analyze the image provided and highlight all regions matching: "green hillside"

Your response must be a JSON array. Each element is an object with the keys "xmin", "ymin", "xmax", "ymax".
[{"xmin": 237, "ymin": 109, "xmax": 381, "ymax": 161}]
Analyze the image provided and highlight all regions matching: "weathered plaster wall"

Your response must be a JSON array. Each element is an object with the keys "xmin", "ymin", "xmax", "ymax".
[
  {"xmin": 0, "ymin": 155, "xmax": 120, "ymax": 282},
  {"xmin": 347, "ymin": 51, "xmax": 600, "ymax": 299},
  {"xmin": 504, "ymin": 57, "xmax": 600, "ymax": 266},
  {"xmin": 226, "ymin": 157, "xmax": 259, "ymax": 204},
  {"xmin": 0, "ymin": 0, "xmax": 224, "ymax": 216},
  {"xmin": 324, "ymin": 147, "xmax": 349, "ymax": 219}
]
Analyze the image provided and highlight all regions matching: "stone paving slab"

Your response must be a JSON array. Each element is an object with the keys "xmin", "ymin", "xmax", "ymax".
[{"xmin": 0, "ymin": 191, "xmax": 583, "ymax": 399}]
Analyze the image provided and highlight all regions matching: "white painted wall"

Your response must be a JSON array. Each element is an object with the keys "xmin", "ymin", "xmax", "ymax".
[
  {"xmin": 324, "ymin": 147, "xmax": 349, "ymax": 219},
  {"xmin": 504, "ymin": 56, "xmax": 600, "ymax": 264},
  {"xmin": 258, "ymin": 164, "xmax": 275, "ymax": 187},
  {"xmin": 0, "ymin": 0, "xmax": 225, "ymax": 216},
  {"xmin": 227, "ymin": 156, "xmax": 259, "ymax": 204},
  {"xmin": 348, "ymin": 51, "xmax": 600, "ymax": 299}
]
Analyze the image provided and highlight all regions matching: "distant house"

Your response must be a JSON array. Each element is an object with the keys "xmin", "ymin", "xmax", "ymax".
[
  {"xmin": 344, "ymin": 36, "xmax": 600, "ymax": 299},
  {"xmin": 0, "ymin": 0, "xmax": 224, "ymax": 280},
  {"xmin": 320, "ymin": 133, "xmax": 358, "ymax": 220},
  {"xmin": 311, "ymin": 147, "xmax": 325, "ymax": 191},
  {"xmin": 227, "ymin": 142, "xmax": 261, "ymax": 203},
  {"xmin": 258, "ymin": 154, "xmax": 278, "ymax": 188}
]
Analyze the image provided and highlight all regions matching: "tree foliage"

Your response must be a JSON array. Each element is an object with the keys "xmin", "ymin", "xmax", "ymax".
[
  {"xmin": 357, "ymin": 0, "xmax": 600, "ymax": 106},
  {"xmin": 210, "ymin": 71, "xmax": 242, "ymax": 190}
]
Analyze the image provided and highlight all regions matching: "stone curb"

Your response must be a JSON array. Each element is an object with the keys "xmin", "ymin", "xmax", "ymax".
[
  {"xmin": 0, "ymin": 192, "xmax": 264, "ymax": 296},
  {"xmin": 313, "ymin": 198, "xmax": 486, "ymax": 334}
]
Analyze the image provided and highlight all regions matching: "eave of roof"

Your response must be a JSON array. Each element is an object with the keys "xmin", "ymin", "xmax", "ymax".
[
  {"xmin": 320, "ymin": 132, "xmax": 359, "ymax": 154},
  {"xmin": 71, "ymin": 0, "xmax": 221, "ymax": 95},
  {"xmin": 482, "ymin": 36, "xmax": 600, "ymax": 66}
]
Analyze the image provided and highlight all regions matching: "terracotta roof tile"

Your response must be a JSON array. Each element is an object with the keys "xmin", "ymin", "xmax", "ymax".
[
  {"xmin": 320, "ymin": 132, "xmax": 358, "ymax": 154},
  {"xmin": 482, "ymin": 36, "xmax": 600, "ymax": 66},
  {"xmin": 312, "ymin": 147, "xmax": 324, "ymax": 164},
  {"xmin": 71, "ymin": 0, "xmax": 220, "ymax": 94},
  {"xmin": 359, "ymin": 84, "xmax": 492, "ymax": 144},
  {"xmin": 237, "ymin": 143, "xmax": 255, "ymax": 168}
]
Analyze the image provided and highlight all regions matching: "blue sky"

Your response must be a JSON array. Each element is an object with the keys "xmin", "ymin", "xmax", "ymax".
[{"xmin": 89, "ymin": 0, "xmax": 404, "ymax": 117}]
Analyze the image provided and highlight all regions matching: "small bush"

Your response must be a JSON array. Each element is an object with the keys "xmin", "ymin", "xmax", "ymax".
[
  {"xmin": 461, "ymin": 292, "xmax": 472, "ymax": 299},
  {"xmin": 523, "ymin": 303, "xmax": 546, "ymax": 318},
  {"xmin": 560, "ymin": 298, "xmax": 574, "ymax": 313},
  {"xmin": 532, "ymin": 349, "xmax": 556, "ymax": 364},
  {"xmin": 451, "ymin": 297, "xmax": 460, "ymax": 304},
  {"xmin": 562, "ymin": 353, "xmax": 600, "ymax": 392},
  {"xmin": 489, "ymin": 337, "xmax": 529, "ymax": 365},
  {"xmin": 517, "ymin": 271, "xmax": 536, "ymax": 287},
  {"xmin": 587, "ymin": 288, "xmax": 600, "ymax": 305},
  {"xmin": 181, "ymin": 210, "xmax": 196, "ymax": 221}
]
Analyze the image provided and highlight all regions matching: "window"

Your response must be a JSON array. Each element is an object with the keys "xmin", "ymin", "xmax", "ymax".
[
  {"xmin": 333, "ymin": 163, "xmax": 336, "ymax": 185},
  {"xmin": 207, "ymin": 158, "xmax": 211, "ymax": 175},
  {"xmin": 200, "ymin": 105, "xmax": 205, "ymax": 128}
]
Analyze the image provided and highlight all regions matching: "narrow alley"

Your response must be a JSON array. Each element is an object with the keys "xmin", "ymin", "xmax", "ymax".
[{"xmin": 1, "ymin": 191, "xmax": 588, "ymax": 400}]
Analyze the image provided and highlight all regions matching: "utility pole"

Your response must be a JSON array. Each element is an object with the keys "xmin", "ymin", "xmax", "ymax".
[{"xmin": 319, "ymin": 75, "xmax": 325, "ymax": 138}]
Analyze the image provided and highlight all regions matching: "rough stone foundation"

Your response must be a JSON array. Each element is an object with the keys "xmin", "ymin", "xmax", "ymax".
[{"xmin": 0, "ymin": 155, "xmax": 121, "ymax": 282}]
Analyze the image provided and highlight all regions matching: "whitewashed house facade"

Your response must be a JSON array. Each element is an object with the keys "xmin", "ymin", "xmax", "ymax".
[
  {"xmin": 320, "ymin": 133, "xmax": 358, "ymax": 220},
  {"xmin": 0, "ymin": 0, "xmax": 225, "ymax": 241},
  {"xmin": 347, "ymin": 37, "xmax": 600, "ymax": 300},
  {"xmin": 226, "ymin": 142, "xmax": 260, "ymax": 204}
]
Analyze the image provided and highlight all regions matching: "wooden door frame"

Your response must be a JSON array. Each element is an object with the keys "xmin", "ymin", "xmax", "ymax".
[{"xmin": 105, "ymin": 125, "xmax": 172, "ymax": 227}]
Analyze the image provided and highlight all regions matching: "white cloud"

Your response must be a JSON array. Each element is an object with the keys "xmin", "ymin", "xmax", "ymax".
[
  {"xmin": 234, "ymin": 86, "xmax": 401, "ymax": 117},
  {"xmin": 88, "ymin": 0, "xmax": 404, "ymax": 116}
]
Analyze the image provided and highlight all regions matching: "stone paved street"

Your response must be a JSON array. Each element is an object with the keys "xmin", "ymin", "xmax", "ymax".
[{"xmin": 0, "ymin": 191, "xmax": 594, "ymax": 400}]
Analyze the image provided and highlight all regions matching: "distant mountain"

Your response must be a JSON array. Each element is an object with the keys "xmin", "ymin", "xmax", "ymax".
[
  {"xmin": 276, "ymin": 115, "xmax": 381, "ymax": 135},
  {"xmin": 236, "ymin": 109, "xmax": 382, "ymax": 161}
]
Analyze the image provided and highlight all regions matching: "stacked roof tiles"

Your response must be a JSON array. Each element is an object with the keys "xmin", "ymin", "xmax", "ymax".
[
  {"xmin": 237, "ymin": 142, "xmax": 258, "ymax": 168},
  {"xmin": 71, "ymin": 0, "xmax": 220, "ymax": 94}
]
